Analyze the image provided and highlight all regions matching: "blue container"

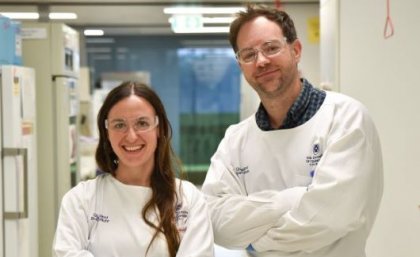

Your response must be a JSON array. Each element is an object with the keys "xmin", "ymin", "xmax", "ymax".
[{"xmin": 0, "ymin": 15, "xmax": 22, "ymax": 65}]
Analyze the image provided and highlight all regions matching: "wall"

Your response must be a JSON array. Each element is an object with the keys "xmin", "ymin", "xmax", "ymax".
[
  {"xmin": 287, "ymin": 3, "xmax": 321, "ymax": 87},
  {"xmin": 322, "ymin": 0, "xmax": 420, "ymax": 256}
]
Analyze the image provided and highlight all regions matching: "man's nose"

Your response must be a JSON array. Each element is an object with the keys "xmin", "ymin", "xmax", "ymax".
[{"xmin": 255, "ymin": 50, "xmax": 270, "ymax": 66}]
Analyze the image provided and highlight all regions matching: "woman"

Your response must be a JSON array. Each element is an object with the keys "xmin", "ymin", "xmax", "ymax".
[{"xmin": 53, "ymin": 82, "xmax": 214, "ymax": 257}]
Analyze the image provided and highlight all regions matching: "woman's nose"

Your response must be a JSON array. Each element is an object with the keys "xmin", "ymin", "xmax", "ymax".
[{"xmin": 125, "ymin": 126, "xmax": 139, "ymax": 141}]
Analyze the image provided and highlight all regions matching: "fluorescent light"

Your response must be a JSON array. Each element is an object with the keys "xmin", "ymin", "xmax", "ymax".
[
  {"xmin": 169, "ymin": 16, "xmax": 234, "ymax": 25},
  {"xmin": 168, "ymin": 15, "xmax": 232, "ymax": 33},
  {"xmin": 164, "ymin": 7, "xmax": 245, "ymax": 15},
  {"xmin": 84, "ymin": 29, "xmax": 104, "ymax": 36},
  {"xmin": 0, "ymin": 12, "xmax": 77, "ymax": 20},
  {"xmin": 49, "ymin": 12, "xmax": 77, "ymax": 20},
  {"xmin": 202, "ymin": 17, "xmax": 235, "ymax": 24},
  {"xmin": 172, "ymin": 26, "xmax": 229, "ymax": 34},
  {"xmin": 0, "ymin": 12, "xmax": 39, "ymax": 19}
]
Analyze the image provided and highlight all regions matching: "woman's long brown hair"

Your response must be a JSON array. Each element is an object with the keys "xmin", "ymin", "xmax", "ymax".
[{"xmin": 95, "ymin": 81, "xmax": 181, "ymax": 257}]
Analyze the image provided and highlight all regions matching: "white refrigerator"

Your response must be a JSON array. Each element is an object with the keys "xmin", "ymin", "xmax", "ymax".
[
  {"xmin": 0, "ymin": 65, "xmax": 37, "ymax": 257},
  {"xmin": 21, "ymin": 22, "xmax": 79, "ymax": 257}
]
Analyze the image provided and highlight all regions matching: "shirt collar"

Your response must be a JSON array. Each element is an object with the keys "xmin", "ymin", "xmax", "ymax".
[{"xmin": 255, "ymin": 78, "xmax": 313, "ymax": 130}]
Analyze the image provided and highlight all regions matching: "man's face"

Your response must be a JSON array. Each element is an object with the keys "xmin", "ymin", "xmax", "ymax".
[{"xmin": 236, "ymin": 16, "xmax": 301, "ymax": 99}]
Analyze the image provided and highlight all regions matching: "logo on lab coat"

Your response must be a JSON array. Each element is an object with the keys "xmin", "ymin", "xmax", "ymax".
[
  {"xmin": 234, "ymin": 166, "xmax": 249, "ymax": 175},
  {"xmin": 90, "ymin": 213, "xmax": 110, "ymax": 223},
  {"xmin": 313, "ymin": 143, "xmax": 321, "ymax": 155},
  {"xmin": 175, "ymin": 204, "xmax": 188, "ymax": 235},
  {"xmin": 306, "ymin": 143, "xmax": 323, "ymax": 167}
]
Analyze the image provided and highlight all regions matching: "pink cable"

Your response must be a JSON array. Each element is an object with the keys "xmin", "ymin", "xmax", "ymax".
[{"xmin": 384, "ymin": 0, "xmax": 394, "ymax": 39}]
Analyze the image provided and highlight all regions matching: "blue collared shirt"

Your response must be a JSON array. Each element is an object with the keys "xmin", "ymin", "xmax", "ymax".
[{"xmin": 255, "ymin": 78, "xmax": 326, "ymax": 130}]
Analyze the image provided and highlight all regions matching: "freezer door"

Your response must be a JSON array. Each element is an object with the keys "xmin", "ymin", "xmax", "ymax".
[
  {"xmin": 0, "ymin": 65, "xmax": 38, "ymax": 257},
  {"xmin": 53, "ymin": 76, "xmax": 79, "ymax": 203}
]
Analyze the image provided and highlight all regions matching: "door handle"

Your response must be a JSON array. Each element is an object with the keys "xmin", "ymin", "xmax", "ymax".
[{"xmin": 2, "ymin": 148, "xmax": 28, "ymax": 219}]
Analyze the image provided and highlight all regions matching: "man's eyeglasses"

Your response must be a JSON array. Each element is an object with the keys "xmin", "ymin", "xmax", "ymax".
[
  {"xmin": 235, "ymin": 37, "xmax": 288, "ymax": 64},
  {"xmin": 105, "ymin": 116, "xmax": 159, "ymax": 133}
]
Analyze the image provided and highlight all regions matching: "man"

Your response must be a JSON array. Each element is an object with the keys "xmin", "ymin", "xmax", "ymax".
[{"xmin": 202, "ymin": 4, "xmax": 383, "ymax": 257}]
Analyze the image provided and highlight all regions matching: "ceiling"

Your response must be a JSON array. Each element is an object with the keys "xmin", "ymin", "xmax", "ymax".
[{"xmin": 0, "ymin": 0, "xmax": 319, "ymax": 35}]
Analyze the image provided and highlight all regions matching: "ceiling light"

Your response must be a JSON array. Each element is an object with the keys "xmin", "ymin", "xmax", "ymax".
[
  {"xmin": 1, "ymin": 12, "xmax": 77, "ymax": 20},
  {"xmin": 0, "ymin": 12, "xmax": 39, "ymax": 19},
  {"xmin": 164, "ymin": 7, "xmax": 245, "ymax": 15},
  {"xmin": 49, "ymin": 12, "xmax": 77, "ymax": 20},
  {"xmin": 168, "ymin": 15, "xmax": 232, "ymax": 34},
  {"xmin": 168, "ymin": 15, "xmax": 234, "ymax": 25},
  {"xmin": 202, "ymin": 17, "xmax": 235, "ymax": 24},
  {"xmin": 172, "ymin": 26, "xmax": 229, "ymax": 34},
  {"xmin": 84, "ymin": 29, "xmax": 104, "ymax": 36}
]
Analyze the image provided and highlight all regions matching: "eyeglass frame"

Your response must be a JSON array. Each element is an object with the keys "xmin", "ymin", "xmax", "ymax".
[
  {"xmin": 105, "ymin": 115, "xmax": 159, "ymax": 133},
  {"xmin": 235, "ymin": 37, "xmax": 289, "ymax": 64}
]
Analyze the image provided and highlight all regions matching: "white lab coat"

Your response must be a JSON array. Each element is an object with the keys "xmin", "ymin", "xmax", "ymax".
[
  {"xmin": 53, "ymin": 174, "xmax": 214, "ymax": 257},
  {"xmin": 202, "ymin": 91, "xmax": 383, "ymax": 257}
]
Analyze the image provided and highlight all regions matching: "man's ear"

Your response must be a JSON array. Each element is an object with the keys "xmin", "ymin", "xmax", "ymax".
[{"xmin": 292, "ymin": 39, "xmax": 302, "ymax": 61}]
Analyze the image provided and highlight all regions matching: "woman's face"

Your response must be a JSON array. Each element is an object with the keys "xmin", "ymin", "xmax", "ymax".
[{"xmin": 106, "ymin": 94, "xmax": 159, "ymax": 173}]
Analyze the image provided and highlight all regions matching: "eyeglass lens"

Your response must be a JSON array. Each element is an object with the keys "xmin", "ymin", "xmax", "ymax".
[
  {"xmin": 106, "ymin": 116, "xmax": 158, "ymax": 133},
  {"xmin": 237, "ymin": 39, "xmax": 286, "ymax": 63}
]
